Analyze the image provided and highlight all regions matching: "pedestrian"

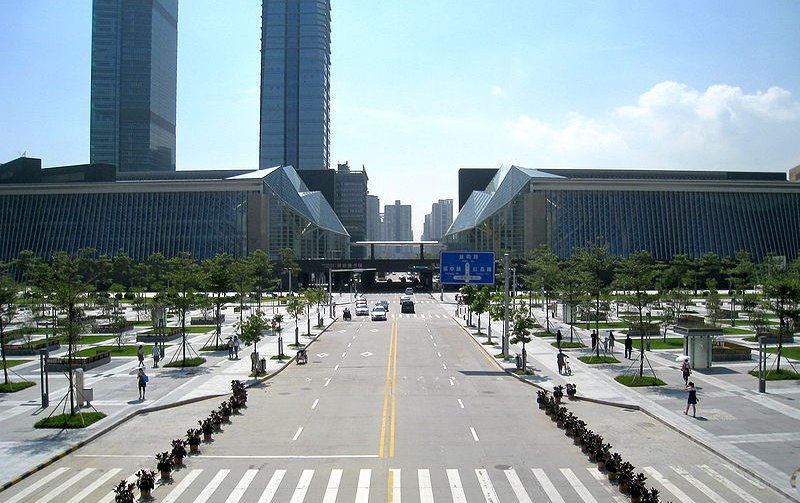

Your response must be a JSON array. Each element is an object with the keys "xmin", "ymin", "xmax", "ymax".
[
  {"xmin": 681, "ymin": 359, "xmax": 691, "ymax": 385},
  {"xmin": 684, "ymin": 381, "xmax": 698, "ymax": 417},
  {"xmin": 590, "ymin": 331, "xmax": 597, "ymax": 350},
  {"xmin": 233, "ymin": 335, "xmax": 241, "ymax": 359},
  {"xmin": 137, "ymin": 366, "xmax": 148, "ymax": 400},
  {"xmin": 624, "ymin": 334, "xmax": 633, "ymax": 359},
  {"xmin": 152, "ymin": 344, "xmax": 160, "ymax": 368},
  {"xmin": 227, "ymin": 337, "xmax": 234, "ymax": 359},
  {"xmin": 602, "ymin": 334, "xmax": 609, "ymax": 354},
  {"xmin": 556, "ymin": 329, "xmax": 563, "ymax": 349},
  {"xmin": 608, "ymin": 331, "xmax": 615, "ymax": 353},
  {"xmin": 137, "ymin": 344, "xmax": 144, "ymax": 366},
  {"xmin": 556, "ymin": 350, "xmax": 566, "ymax": 375}
]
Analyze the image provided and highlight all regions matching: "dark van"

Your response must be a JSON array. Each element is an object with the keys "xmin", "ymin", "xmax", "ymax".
[{"xmin": 400, "ymin": 300, "xmax": 415, "ymax": 313}]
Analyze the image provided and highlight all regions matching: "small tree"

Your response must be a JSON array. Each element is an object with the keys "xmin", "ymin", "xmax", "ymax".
[
  {"xmin": 575, "ymin": 241, "xmax": 615, "ymax": 357},
  {"xmin": 273, "ymin": 313, "xmax": 285, "ymax": 358},
  {"xmin": 0, "ymin": 266, "xmax": 20, "ymax": 385},
  {"xmin": 165, "ymin": 253, "xmax": 204, "ymax": 366},
  {"xmin": 470, "ymin": 286, "xmax": 491, "ymax": 334},
  {"xmin": 510, "ymin": 307, "xmax": 537, "ymax": 373},
  {"xmin": 460, "ymin": 285, "xmax": 478, "ymax": 326},
  {"xmin": 526, "ymin": 244, "xmax": 561, "ymax": 333},
  {"xmin": 203, "ymin": 253, "xmax": 234, "ymax": 349},
  {"xmin": 285, "ymin": 296, "xmax": 305, "ymax": 347},
  {"xmin": 487, "ymin": 291, "xmax": 505, "ymax": 344},
  {"xmin": 705, "ymin": 279, "xmax": 723, "ymax": 327},
  {"xmin": 238, "ymin": 311, "xmax": 268, "ymax": 367},
  {"xmin": 614, "ymin": 251, "xmax": 658, "ymax": 377}
]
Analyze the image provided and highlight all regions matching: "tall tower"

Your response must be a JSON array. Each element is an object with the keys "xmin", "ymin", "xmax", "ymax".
[
  {"xmin": 90, "ymin": 0, "xmax": 178, "ymax": 174},
  {"xmin": 260, "ymin": 0, "xmax": 331, "ymax": 171}
]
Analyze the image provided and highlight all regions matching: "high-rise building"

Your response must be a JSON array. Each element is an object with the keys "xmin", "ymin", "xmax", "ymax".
[
  {"xmin": 260, "ymin": 0, "xmax": 331, "ymax": 171},
  {"xmin": 384, "ymin": 200, "xmax": 413, "ymax": 241},
  {"xmin": 90, "ymin": 0, "xmax": 178, "ymax": 174},
  {"xmin": 334, "ymin": 162, "xmax": 368, "ymax": 243},
  {"xmin": 366, "ymin": 194, "xmax": 381, "ymax": 240},
  {"xmin": 422, "ymin": 198, "xmax": 453, "ymax": 241}
]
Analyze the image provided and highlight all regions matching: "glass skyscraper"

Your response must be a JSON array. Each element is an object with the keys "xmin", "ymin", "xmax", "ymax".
[
  {"xmin": 260, "ymin": 0, "xmax": 331, "ymax": 171},
  {"xmin": 90, "ymin": 0, "xmax": 178, "ymax": 174}
]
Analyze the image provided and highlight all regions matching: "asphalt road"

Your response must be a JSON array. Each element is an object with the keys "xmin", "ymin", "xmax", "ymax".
[{"xmin": 1, "ymin": 294, "xmax": 793, "ymax": 502}]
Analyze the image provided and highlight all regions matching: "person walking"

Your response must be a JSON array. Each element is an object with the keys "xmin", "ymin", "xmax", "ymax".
[
  {"xmin": 685, "ymin": 381, "xmax": 698, "ymax": 417},
  {"xmin": 137, "ymin": 367, "xmax": 148, "ymax": 400},
  {"xmin": 624, "ymin": 334, "xmax": 633, "ymax": 359},
  {"xmin": 608, "ymin": 331, "xmax": 615, "ymax": 353},
  {"xmin": 556, "ymin": 329, "xmax": 563, "ymax": 349},
  {"xmin": 602, "ymin": 334, "xmax": 609, "ymax": 354},
  {"xmin": 590, "ymin": 331, "xmax": 597, "ymax": 351},
  {"xmin": 137, "ymin": 344, "xmax": 145, "ymax": 366},
  {"xmin": 557, "ymin": 350, "xmax": 566, "ymax": 375},
  {"xmin": 233, "ymin": 335, "xmax": 241, "ymax": 359},
  {"xmin": 227, "ymin": 337, "xmax": 234, "ymax": 359},
  {"xmin": 681, "ymin": 359, "xmax": 691, "ymax": 385},
  {"xmin": 152, "ymin": 344, "xmax": 160, "ymax": 368}
]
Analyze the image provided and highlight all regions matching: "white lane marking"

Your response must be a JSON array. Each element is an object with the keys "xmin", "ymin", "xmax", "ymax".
[
  {"xmin": 446, "ymin": 469, "xmax": 467, "ymax": 502},
  {"xmin": 65, "ymin": 468, "xmax": 121, "ymax": 503},
  {"xmin": 162, "ymin": 469, "xmax": 203, "ymax": 503},
  {"xmin": 449, "ymin": 377, "xmax": 455, "ymax": 386},
  {"xmin": 719, "ymin": 463, "xmax": 767, "ymax": 490},
  {"xmin": 334, "ymin": 364, "xmax": 340, "ymax": 371},
  {"xmin": 418, "ymin": 469, "xmax": 434, "ymax": 502},
  {"xmin": 533, "ymin": 468, "xmax": 565, "ymax": 503},
  {"xmin": 97, "ymin": 474, "xmax": 137, "ymax": 503},
  {"xmin": 289, "ymin": 469, "xmax": 314, "ymax": 503},
  {"xmin": 355, "ymin": 468, "xmax": 371, "ymax": 503},
  {"xmin": 347, "ymin": 343, "xmax": 352, "ymax": 348},
  {"xmin": 312, "ymin": 398, "xmax": 319, "ymax": 409},
  {"xmin": 698, "ymin": 465, "xmax": 761, "ymax": 503},
  {"xmin": 390, "ymin": 468, "xmax": 402, "ymax": 503},
  {"xmin": 38, "ymin": 468, "xmax": 95, "ymax": 503},
  {"xmin": 470, "ymin": 427, "xmax": 479, "ymax": 441},
  {"xmin": 437, "ymin": 352, "xmax": 442, "ymax": 357},
  {"xmin": 342, "ymin": 352, "xmax": 347, "ymax": 357},
  {"xmin": 475, "ymin": 469, "xmax": 500, "ymax": 502},
  {"xmin": 257, "ymin": 469, "xmax": 287, "ymax": 503},
  {"xmin": 195, "ymin": 469, "xmax": 230, "ymax": 503},
  {"xmin": 194, "ymin": 454, "xmax": 380, "ymax": 459},
  {"xmin": 561, "ymin": 468, "xmax": 598, "ymax": 503},
  {"xmin": 433, "ymin": 342, "xmax": 437, "ymax": 347},
  {"xmin": 586, "ymin": 467, "xmax": 627, "ymax": 502},
  {"xmin": 671, "ymin": 466, "xmax": 726, "ymax": 503},
  {"xmin": 292, "ymin": 427, "xmax": 304, "ymax": 441},
  {"xmin": 225, "ymin": 469, "xmax": 259, "ymax": 503},
  {"xmin": 504, "ymin": 469, "xmax": 533, "ymax": 502},
  {"xmin": 322, "ymin": 469, "xmax": 343, "ymax": 503},
  {"xmin": 457, "ymin": 398, "xmax": 464, "ymax": 408},
  {"xmin": 324, "ymin": 378, "xmax": 332, "ymax": 387},
  {"xmin": 442, "ymin": 363, "xmax": 447, "ymax": 370},
  {"xmin": 644, "ymin": 466, "xmax": 695, "ymax": 503},
  {"xmin": 4, "ymin": 467, "xmax": 70, "ymax": 503}
]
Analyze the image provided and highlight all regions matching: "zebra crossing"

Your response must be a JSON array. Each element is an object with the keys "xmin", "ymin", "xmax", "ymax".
[
  {"xmin": 3, "ymin": 462, "xmax": 780, "ymax": 502},
  {"xmin": 390, "ymin": 313, "xmax": 448, "ymax": 319}
]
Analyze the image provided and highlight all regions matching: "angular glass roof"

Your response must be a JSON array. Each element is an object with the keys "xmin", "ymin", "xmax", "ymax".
[{"xmin": 446, "ymin": 165, "xmax": 563, "ymax": 235}]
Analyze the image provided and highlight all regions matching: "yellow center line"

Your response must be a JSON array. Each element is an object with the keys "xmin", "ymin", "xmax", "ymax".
[
  {"xmin": 387, "ymin": 469, "xmax": 394, "ymax": 503},
  {"xmin": 389, "ymin": 322, "xmax": 398, "ymax": 457},
  {"xmin": 378, "ymin": 322, "xmax": 395, "ymax": 457}
]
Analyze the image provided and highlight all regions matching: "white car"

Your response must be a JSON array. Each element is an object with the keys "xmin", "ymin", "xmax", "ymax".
[
  {"xmin": 355, "ymin": 304, "xmax": 370, "ymax": 316},
  {"xmin": 370, "ymin": 307, "xmax": 387, "ymax": 321},
  {"xmin": 405, "ymin": 287, "xmax": 414, "ymax": 295}
]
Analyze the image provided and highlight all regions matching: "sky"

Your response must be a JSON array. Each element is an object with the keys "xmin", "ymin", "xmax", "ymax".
[{"xmin": 2, "ymin": 1, "xmax": 800, "ymax": 238}]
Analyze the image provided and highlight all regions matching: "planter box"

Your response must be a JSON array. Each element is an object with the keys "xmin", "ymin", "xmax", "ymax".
[
  {"xmin": 191, "ymin": 315, "xmax": 225, "ymax": 326},
  {"xmin": 4, "ymin": 340, "xmax": 61, "ymax": 356},
  {"xmin": 92, "ymin": 322, "xmax": 134, "ymax": 334},
  {"xmin": 712, "ymin": 341, "xmax": 751, "ymax": 361},
  {"xmin": 678, "ymin": 314, "xmax": 706, "ymax": 325},
  {"xmin": 137, "ymin": 328, "xmax": 183, "ymax": 344},
  {"xmin": 46, "ymin": 350, "xmax": 111, "ymax": 372},
  {"xmin": 755, "ymin": 331, "xmax": 796, "ymax": 345}
]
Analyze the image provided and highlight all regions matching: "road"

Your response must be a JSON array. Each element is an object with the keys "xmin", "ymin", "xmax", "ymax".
[{"xmin": 0, "ymin": 294, "xmax": 792, "ymax": 501}]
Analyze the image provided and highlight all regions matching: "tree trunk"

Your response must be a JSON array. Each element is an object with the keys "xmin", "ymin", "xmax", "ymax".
[
  {"xmin": 595, "ymin": 295, "xmax": 601, "ymax": 358},
  {"xmin": 545, "ymin": 294, "xmax": 550, "ymax": 333},
  {"xmin": 68, "ymin": 302, "xmax": 76, "ymax": 415},
  {"xmin": 1, "ymin": 325, "xmax": 8, "ymax": 384},
  {"xmin": 487, "ymin": 313, "xmax": 492, "ymax": 343}
]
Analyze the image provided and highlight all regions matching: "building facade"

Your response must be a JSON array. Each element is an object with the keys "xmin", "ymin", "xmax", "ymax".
[
  {"xmin": 90, "ymin": 0, "xmax": 178, "ymax": 174},
  {"xmin": 333, "ymin": 162, "xmax": 367, "ymax": 242},
  {"xmin": 422, "ymin": 198, "xmax": 453, "ymax": 241},
  {"xmin": 260, "ymin": 0, "xmax": 331, "ymax": 171},
  {"xmin": 384, "ymin": 200, "xmax": 413, "ymax": 242},
  {"xmin": 0, "ymin": 162, "xmax": 349, "ymax": 262},
  {"xmin": 446, "ymin": 165, "xmax": 800, "ymax": 262},
  {"xmin": 366, "ymin": 194, "xmax": 381, "ymax": 240}
]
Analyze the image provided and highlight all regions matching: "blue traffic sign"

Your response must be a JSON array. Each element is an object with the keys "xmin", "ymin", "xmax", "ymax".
[{"xmin": 440, "ymin": 251, "xmax": 496, "ymax": 285}]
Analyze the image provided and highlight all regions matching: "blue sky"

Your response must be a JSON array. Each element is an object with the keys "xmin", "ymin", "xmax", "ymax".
[{"xmin": 2, "ymin": 1, "xmax": 799, "ymax": 238}]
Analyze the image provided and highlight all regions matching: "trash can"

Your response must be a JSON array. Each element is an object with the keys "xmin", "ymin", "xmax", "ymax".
[
  {"xmin": 259, "ymin": 358, "xmax": 266, "ymax": 373},
  {"xmin": 515, "ymin": 354, "xmax": 522, "ymax": 369}
]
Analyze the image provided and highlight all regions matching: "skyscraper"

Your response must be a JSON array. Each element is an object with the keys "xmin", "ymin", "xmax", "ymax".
[
  {"xmin": 260, "ymin": 0, "xmax": 331, "ymax": 171},
  {"xmin": 384, "ymin": 200, "xmax": 413, "ymax": 241},
  {"xmin": 90, "ymin": 0, "xmax": 178, "ymax": 174},
  {"xmin": 422, "ymin": 199, "xmax": 453, "ymax": 241}
]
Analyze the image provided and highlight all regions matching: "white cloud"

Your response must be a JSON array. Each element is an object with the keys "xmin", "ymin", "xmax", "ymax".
[
  {"xmin": 512, "ymin": 81, "xmax": 800, "ymax": 169},
  {"xmin": 490, "ymin": 85, "xmax": 506, "ymax": 97}
]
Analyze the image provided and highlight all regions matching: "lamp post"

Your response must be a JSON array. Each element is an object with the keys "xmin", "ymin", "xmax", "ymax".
[
  {"xmin": 502, "ymin": 253, "xmax": 510, "ymax": 361},
  {"xmin": 511, "ymin": 268, "xmax": 517, "ymax": 310},
  {"xmin": 645, "ymin": 310, "xmax": 652, "ymax": 351}
]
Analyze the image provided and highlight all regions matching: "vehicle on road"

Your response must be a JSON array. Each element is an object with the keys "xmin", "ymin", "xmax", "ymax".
[
  {"xmin": 400, "ymin": 300, "xmax": 415, "ymax": 313},
  {"xmin": 342, "ymin": 308, "xmax": 351, "ymax": 320},
  {"xmin": 405, "ymin": 287, "xmax": 414, "ymax": 295},
  {"xmin": 370, "ymin": 307, "xmax": 387, "ymax": 321},
  {"xmin": 355, "ymin": 304, "xmax": 370, "ymax": 316},
  {"xmin": 375, "ymin": 300, "xmax": 389, "ymax": 311}
]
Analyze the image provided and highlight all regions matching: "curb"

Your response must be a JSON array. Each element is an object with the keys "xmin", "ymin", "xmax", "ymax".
[{"xmin": 0, "ymin": 316, "xmax": 339, "ymax": 495}]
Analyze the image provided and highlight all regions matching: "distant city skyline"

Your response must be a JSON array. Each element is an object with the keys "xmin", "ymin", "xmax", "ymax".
[{"xmin": 2, "ymin": 1, "xmax": 800, "ymax": 238}]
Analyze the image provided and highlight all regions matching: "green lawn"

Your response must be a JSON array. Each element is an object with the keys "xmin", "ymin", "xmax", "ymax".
[
  {"xmin": 723, "ymin": 326, "xmax": 754, "ymax": 335},
  {"xmin": 615, "ymin": 375, "xmax": 666, "ymax": 387},
  {"xmin": 552, "ymin": 342, "xmax": 586, "ymax": 349},
  {"xmin": 533, "ymin": 331, "xmax": 557, "ymax": 338},
  {"xmin": 164, "ymin": 357, "xmax": 206, "ymax": 368},
  {"xmin": 572, "ymin": 322, "xmax": 631, "ymax": 329},
  {"xmin": 133, "ymin": 321, "xmax": 152, "ymax": 327},
  {"xmin": 49, "ymin": 335, "xmax": 115, "ymax": 345},
  {"xmin": 35, "ymin": 412, "xmax": 106, "ymax": 428},
  {"xmin": 182, "ymin": 326, "xmax": 213, "ymax": 334},
  {"xmin": 0, "ymin": 360, "xmax": 28, "ymax": 369},
  {"xmin": 747, "ymin": 369, "xmax": 800, "ymax": 380},
  {"xmin": 766, "ymin": 347, "xmax": 800, "ymax": 360},
  {"xmin": 578, "ymin": 355, "xmax": 620, "ymax": 364},
  {"xmin": 631, "ymin": 338, "xmax": 684, "ymax": 350},
  {"xmin": 0, "ymin": 381, "xmax": 36, "ymax": 393},
  {"xmin": 73, "ymin": 345, "xmax": 152, "ymax": 357}
]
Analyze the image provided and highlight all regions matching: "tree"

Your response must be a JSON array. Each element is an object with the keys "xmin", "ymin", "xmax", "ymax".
[
  {"xmin": 285, "ymin": 296, "xmax": 305, "ymax": 347},
  {"xmin": 510, "ymin": 307, "xmax": 537, "ymax": 373},
  {"xmin": 300, "ymin": 288, "xmax": 322, "ymax": 336},
  {"xmin": 575, "ymin": 241, "xmax": 615, "ymax": 357},
  {"xmin": 203, "ymin": 253, "xmax": 234, "ymax": 349},
  {"xmin": 487, "ymin": 291, "xmax": 505, "ymax": 344},
  {"xmin": 705, "ymin": 279, "xmax": 724, "ymax": 327},
  {"xmin": 230, "ymin": 257, "xmax": 253, "ymax": 327},
  {"xmin": 557, "ymin": 258, "xmax": 588, "ymax": 343},
  {"xmin": 526, "ymin": 244, "xmax": 561, "ymax": 333},
  {"xmin": 760, "ymin": 256, "xmax": 800, "ymax": 372},
  {"xmin": 248, "ymin": 250, "xmax": 275, "ymax": 311},
  {"xmin": 459, "ymin": 285, "xmax": 478, "ymax": 326},
  {"xmin": 470, "ymin": 286, "xmax": 491, "ymax": 334},
  {"xmin": 614, "ymin": 251, "xmax": 658, "ymax": 377},
  {"xmin": 725, "ymin": 250, "xmax": 755, "ymax": 327},
  {"xmin": 238, "ymin": 310, "xmax": 268, "ymax": 369},
  {"xmin": 272, "ymin": 313, "xmax": 285, "ymax": 358},
  {"xmin": 280, "ymin": 248, "xmax": 300, "ymax": 294},
  {"xmin": 303, "ymin": 287, "xmax": 327, "ymax": 328},
  {"xmin": 0, "ymin": 265, "xmax": 20, "ymax": 385},
  {"xmin": 165, "ymin": 253, "xmax": 204, "ymax": 366}
]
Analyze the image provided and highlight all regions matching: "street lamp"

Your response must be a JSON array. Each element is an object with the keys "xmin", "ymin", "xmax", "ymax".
[
  {"xmin": 502, "ymin": 253, "xmax": 510, "ymax": 361},
  {"xmin": 511, "ymin": 268, "xmax": 517, "ymax": 310},
  {"xmin": 645, "ymin": 310, "xmax": 652, "ymax": 351}
]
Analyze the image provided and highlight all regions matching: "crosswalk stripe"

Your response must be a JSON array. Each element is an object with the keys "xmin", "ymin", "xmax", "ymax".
[
  {"xmin": 289, "ymin": 469, "xmax": 314, "ymax": 503},
  {"xmin": 418, "ymin": 469, "xmax": 434, "ymax": 502},
  {"xmin": 446, "ymin": 469, "xmax": 467, "ymax": 502},
  {"xmin": 98, "ymin": 474, "xmax": 137, "ymax": 503},
  {"xmin": 355, "ymin": 468, "xmax": 371, "ymax": 503},
  {"xmin": 719, "ymin": 463, "xmax": 767, "ymax": 490},
  {"xmin": 697, "ymin": 465, "xmax": 762, "ymax": 503},
  {"xmin": 225, "ymin": 469, "xmax": 258, "ymax": 503},
  {"xmin": 65, "ymin": 468, "xmax": 121, "ymax": 503},
  {"xmin": 560, "ymin": 468, "xmax": 598, "ymax": 503},
  {"xmin": 4, "ymin": 467, "xmax": 70, "ymax": 503},
  {"xmin": 475, "ymin": 469, "xmax": 500, "ymax": 503},
  {"xmin": 162, "ymin": 469, "xmax": 203, "ymax": 503},
  {"xmin": 504, "ymin": 469, "xmax": 533, "ymax": 502},
  {"xmin": 533, "ymin": 468, "xmax": 565, "ymax": 503},
  {"xmin": 37, "ymin": 468, "xmax": 94, "ymax": 503},
  {"xmin": 644, "ymin": 466, "xmax": 695, "ymax": 503},
  {"xmin": 390, "ymin": 468, "xmax": 402, "ymax": 503},
  {"xmin": 322, "ymin": 469, "xmax": 342, "ymax": 503},
  {"xmin": 194, "ymin": 469, "xmax": 230, "ymax": 503},
  {"xmin": 257, "ymin": 469, "xmax": 286, "ymax": 503},
  {"xmin": 671, "ymin": 466, "xmax": 726, "ymax": 503},
  {"xmin": 586, "ymin": 467, "xmax": 627, "ymax": 503}
]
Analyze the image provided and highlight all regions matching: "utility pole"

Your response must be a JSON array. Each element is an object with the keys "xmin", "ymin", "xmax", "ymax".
[{"xmin": 503, "ymin": 253, "xmax": 510, "ymax": 361}]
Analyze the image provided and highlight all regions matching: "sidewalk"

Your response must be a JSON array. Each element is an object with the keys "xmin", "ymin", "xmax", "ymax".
[
  {"xmin": 441, "ymin": 293, "xmax": 800, "ymax": 501},
  {"xmin": 0, "ymin": 303, "xmax": 338, "ymax": 489}
]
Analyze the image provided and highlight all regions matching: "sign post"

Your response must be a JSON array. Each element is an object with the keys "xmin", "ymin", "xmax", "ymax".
[{"xmin": 440, "ymin": 251, "xmax": 496, "ymax": 285}]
